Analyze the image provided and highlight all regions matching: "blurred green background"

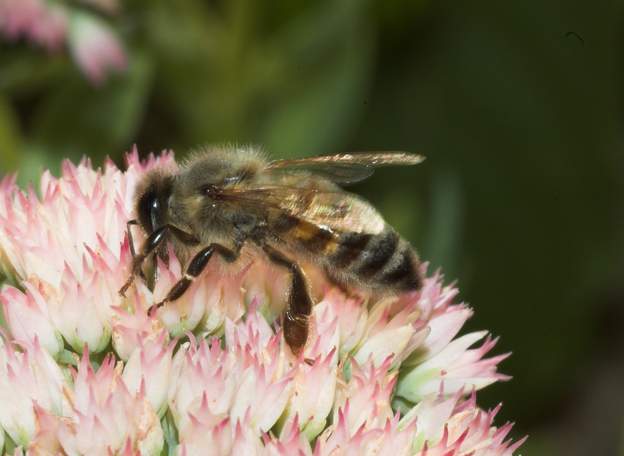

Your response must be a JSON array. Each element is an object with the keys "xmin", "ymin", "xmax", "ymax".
[{"xmin": 1, "ymin": 0, "xmax": 622, "ymax": 454}]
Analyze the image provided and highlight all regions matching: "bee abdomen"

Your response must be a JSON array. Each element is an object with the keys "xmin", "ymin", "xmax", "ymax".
[
  {"xmin": 377, "ymin": 243, "xmax": 422, "ymax": 291},
  {"xmin": 333, "ymin": 229, "xmax": 421, "ymax": 292},
  {"xmin": 273, "ymin": 213, "xmax": 338, "ymax": 254},
  {"xmin": 355, "ymin": 230, "xmax": 399, "ymax": 278},
  {"xmin": 331, "ymin": 232, "xmax": 373, "ymax": 268}
]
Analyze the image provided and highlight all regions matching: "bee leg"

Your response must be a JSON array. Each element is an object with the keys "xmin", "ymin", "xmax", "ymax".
[
  {"xmin": 262, "ymin": 245, "xmax": 313, "ymax": 357},
  {"xmin": 125, "ymin": 219, "xmax": 146, "ymax": 281},
  {"xmin": 119, "ymin": 224, "xmax": 199, "ymax": 297},
  {"xmin": 119, "ymin": 225, "xmax": 169, "ymax": 296},
  {"xmin": 126, "ymin": 220, "xmax": 139, "ymax": 258},
  {"xmin": 153, "ymin": 243, "xmax": 238, "ymax": 308}
]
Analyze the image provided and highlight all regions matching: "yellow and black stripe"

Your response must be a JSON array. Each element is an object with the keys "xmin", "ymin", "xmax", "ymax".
[
  {"xmin": 272, "ymin": 213, "xmax": 339, "ymax": 255},
  {"xmin": 272, "ymin": 213, "xmax": 422, "ymax": 292},
  {"xmin": 336, "ymin": 229, "xmax": 421, "ymax": 291}
]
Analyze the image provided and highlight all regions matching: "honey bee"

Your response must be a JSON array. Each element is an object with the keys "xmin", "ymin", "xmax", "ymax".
[{"xmin": 119, "ymin": 146, "xmax": 425, "ymax": 355}]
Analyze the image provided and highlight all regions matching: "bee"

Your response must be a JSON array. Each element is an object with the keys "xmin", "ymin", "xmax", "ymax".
[{"xmin": 119, "ymin": 146, "xmax": 425, "ymax": 355}]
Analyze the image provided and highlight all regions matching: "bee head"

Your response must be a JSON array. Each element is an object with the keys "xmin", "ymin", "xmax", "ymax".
[{"xmin": 135, "ymin": 170, "xmax": 174, "ymax": 234}]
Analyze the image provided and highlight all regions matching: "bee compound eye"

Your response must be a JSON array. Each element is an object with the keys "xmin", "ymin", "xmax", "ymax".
[
  {"xmin": 150, "ymin": 196, "xmax": 160, "ymax": 211},
  {"xmin": 149, "ymin": 195, "xmax": 161, "ymax": 231},
  {"xmin": 138, "ymin": 189, "xmax": 158, "ymax": 232}
]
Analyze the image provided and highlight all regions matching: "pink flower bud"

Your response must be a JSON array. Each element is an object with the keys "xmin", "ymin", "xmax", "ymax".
[{"xmin": 68, "ymin": 12, "xmax": 126, "ymax": 85}]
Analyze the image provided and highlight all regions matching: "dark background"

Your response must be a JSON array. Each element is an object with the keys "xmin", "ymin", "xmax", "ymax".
[{"xmin": 1, "ymin": 1, "xmax": 622, "ymax": 454}]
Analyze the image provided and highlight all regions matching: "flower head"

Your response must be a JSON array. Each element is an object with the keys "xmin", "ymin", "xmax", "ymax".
[
  {"xmin": 0, "ymin": 0, "xmax": 127, "ymax": 84},
  {"xmin": 0, "ymin": 149, "xmax": 523, "ymax": 454},
  {"xmin": 0, "ymin": 337, "xmax": 67, "ymax": 447},
  {"xmin": 0, "ymin": 0, "xmax": 67, "ymax": 50},
  {"xmin": 68, "ymin": 11, "xmax": 127, "ymax": 85}
]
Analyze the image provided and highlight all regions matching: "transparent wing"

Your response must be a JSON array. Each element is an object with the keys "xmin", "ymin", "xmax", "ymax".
[
  {"xmin": 219, "ymin": 185, "xmax": 386, "ymax": 235},
  {"xmin": 266, "ymin": 152, "xmax": 425, "ymax": 185}
]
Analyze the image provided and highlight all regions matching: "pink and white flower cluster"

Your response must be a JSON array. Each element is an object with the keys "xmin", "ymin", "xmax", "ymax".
[
  {"xmin": 0, "ymin": 148, "xmax": 525, "ymax": 455},
  {"xmin": 0, "ymin": 0, "xmax": 125, "ymax": 84}
]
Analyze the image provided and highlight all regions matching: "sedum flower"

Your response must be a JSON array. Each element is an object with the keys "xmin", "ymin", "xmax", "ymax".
[
  {"xmin": 56, "ymin": 350, "xmax": 163, "ymax": 455},
  {"xmin": 122, "ymin": 330, "xmax": 175, "ymax": 415},
  {"xmin": 0, "ymin": 283, "xmax": 63, "ymax": 358},
  {"xmin": 68, "ymin": 11, "xmax": 127, "ymax": 85},
  {"xmin": 0, "ymin": 0, "xmax": 127, "ymax": 84},
  {"xmin": 402, "ymin": 391, "xmax": 528, "ymax": 456},
  {"xmin": 0, "ymin": 0, "xmax": 67, "ymax": 51},
  {"xmin": 0, "ymin": 337, "xmax": 67, "ymax": 448},
  {"xmin": 0, "ymin": 148, "xmax": 523, "ymax": 454},
  {"xmin": 396, "ymin": 331, "xmax": 511, "ymax": 403},
  {"xmin": 112, "ymin": 279, "xmax": 166, "ymax": 361},
  {"xmin": 151, "ymin": 251, "xmax": 249, "ymax": 338}
]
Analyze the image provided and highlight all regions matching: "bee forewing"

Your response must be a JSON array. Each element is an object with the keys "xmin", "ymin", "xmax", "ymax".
[
  {"xmin": 219, "ymin": 185, "xmax": 386, "ymax": 235},
  {"xmin": 266, "ymin": 152, "xmax": 425, "ymax": 185},
  {"xmin": 295, "ymin": 191, "xmax": 386, "ymax": 235}
]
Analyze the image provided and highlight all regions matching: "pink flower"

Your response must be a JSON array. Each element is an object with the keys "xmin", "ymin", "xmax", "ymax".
[
  {"xmin": 68, "ymin": 11, "xmax": 127, "ymax": 85},
  {"xmin": 122, "ymin": 330, "xmax": 175, "ymax": 415},
  {"xmin": 112, "ymin": 279, "xmax": 166, "ymax": 361},
  {"xmin": 405, "ymin": 392, "xmax": 528, "ymax": 456},
  {"xmin": 0, "ymin": 337, "xmax": 67, "ymax": 447},
  {"xmin": 151, "ymin": 249, "xmax": 249, "ymax": 338},
  {"xmin": 396, "ymin": 331, "xmax": 510, "ymax": 403},
  {"xmin": 0, "ymin": 149, "xmax": 524, "ymax": 454},
  {"xmin": 0, "ymin": 283, "xmax": 63, "ymax": 357},
  {"xmin": 55, "ymin": 350, "xmax": 163, "ymax": 455},
  {"xmin": 0, "ymin": 0, "xmax": 67, "ymax": 50},
  {"xmin": 0, "ymin": 0, "xmax": 129, "ymax": 85}
]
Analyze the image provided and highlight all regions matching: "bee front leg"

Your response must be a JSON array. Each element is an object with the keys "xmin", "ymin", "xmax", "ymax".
[
  {"xmin": 262, "ymin": 245, "xmax": 313, "ymax": 357},
  {"xmin": 126, "ymin": 219, "xmax": 139, "ymax": 258},
  {"xmin": 119, "ymin": 225, "xmax": 169, "ymax": 297},
  {"xmin": 152, "ymin": 243, "xmax": 239, "ymax": 309},
  {"xmin": 119, "ymin": 224, "xmax": 199, "ymax": 297},
  {"xmin": 125, "ymin": 219, "xmax": 147, "ymax": 281}
]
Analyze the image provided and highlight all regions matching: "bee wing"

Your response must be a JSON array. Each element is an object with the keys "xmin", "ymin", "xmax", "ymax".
[
  {"xmin": 219, "ymin": 185, "xmax": 386, "ymax": 235},
  {"xmin": 266, "ymin": 152, "xmax": 425, "ymax": 185}
]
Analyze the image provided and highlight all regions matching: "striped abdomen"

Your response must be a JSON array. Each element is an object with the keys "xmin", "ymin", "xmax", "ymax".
[
  {"xmin": 272, "ymin": 214, "xmax": 422, "ymax": 292},
  {"xmin": 330, "ymin": 229, "xmax": 422, "ymax": 291}
]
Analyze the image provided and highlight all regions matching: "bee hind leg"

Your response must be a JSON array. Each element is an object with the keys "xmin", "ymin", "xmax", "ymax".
[
  {"xmin": 152, "ymin": 243, "xmax": 238, "ymax": 309},
  {"xmin": 262, "ymin": 245, "xmax": 313, "ymax": 357}
]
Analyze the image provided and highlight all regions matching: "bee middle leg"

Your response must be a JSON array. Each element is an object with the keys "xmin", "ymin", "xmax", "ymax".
[
  {"xmin": 152, "ymin": 243, "xmax": 239, "ymax": 308},
  {"xmin": 262, "ymin": 245, "xmax": 313, "ymax": 357}
]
